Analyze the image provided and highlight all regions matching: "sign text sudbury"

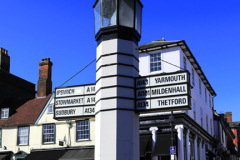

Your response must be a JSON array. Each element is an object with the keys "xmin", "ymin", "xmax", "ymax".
[{"xmin": 54, "ymin": 84, "xmax": 95, "ymax": 119}]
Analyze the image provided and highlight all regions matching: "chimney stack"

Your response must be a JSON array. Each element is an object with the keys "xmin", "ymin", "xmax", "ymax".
[
  {"xmin": 0, "ymin": 48, "xmax": 10, "ymax": 72},
  {"xmin": 37, "ymin": 58, "xmax": 53, "ymax": 97},
  {"xmin": 225, "ymin": 111, "xmax": 232, "ymax": 122}
]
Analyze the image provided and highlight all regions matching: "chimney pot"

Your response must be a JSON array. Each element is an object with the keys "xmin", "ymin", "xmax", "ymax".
[
  {"xmin": 1, "ymin": 48, "xmax": 5, "ymax": 54},
  {"xmin": 0, "ymin": 47, "xmax": 10, "ymax": 72},
  {"xmin": 225, "ymin": 111, "xmax": 232, "ymax": 123},
  {"xmin": 37, "ymin": 58, "xmax": 53, "ymax": 97}
]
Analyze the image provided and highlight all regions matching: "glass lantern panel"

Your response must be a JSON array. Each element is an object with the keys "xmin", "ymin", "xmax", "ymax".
[
  {"xmin": 101, "ymin": 0, "xmax": 117, "ymax": 28},
  {"xmin": 94, "ymin": 1, "xmax": 101, "ymax": 34},
  {"xmin": 135, "ymin": 1, "xmax": 142, "ymax": 34},
  {"xmin": 119, "ymin": 0, "xmax": 134, "ymax": 28}
]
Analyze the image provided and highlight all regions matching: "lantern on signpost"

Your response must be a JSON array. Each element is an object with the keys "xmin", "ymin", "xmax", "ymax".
[{"xmin": 93, "ymin": 0, "xmax": 143, "ymax": 42}]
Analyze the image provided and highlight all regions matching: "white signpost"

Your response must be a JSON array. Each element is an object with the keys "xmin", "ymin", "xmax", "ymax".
[
  {"xmin": 54, "ymin": 71, "xmax": 191, "ymax": 118},
  {"xmin": 54, "ymin": 84, "xmax": 96, "ymax": 119},
  {"xmin": 135, "ymin": 71, "xmax": 191, "ymax": 112}
]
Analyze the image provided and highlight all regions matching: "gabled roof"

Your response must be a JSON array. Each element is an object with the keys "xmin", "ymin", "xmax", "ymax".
[
  {"xmin": 0, "ymin": 95, "xmax": 51, "ymax": 126},
  {"xmin": 138, "ymin": 40, "xmax": 217, "ymax": 96}
]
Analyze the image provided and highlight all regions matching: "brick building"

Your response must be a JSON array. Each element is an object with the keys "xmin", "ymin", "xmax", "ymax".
[
  {"xmin": 0, "ymin": 56, "xmax": 53, "ymax": 159},
  {"xmin": 0, "ymin": 48, "xmax": 36, "ymax": 101},
  {"xmin": 225, "ymin": 111, "xmax": 240, "ymax": 157}
]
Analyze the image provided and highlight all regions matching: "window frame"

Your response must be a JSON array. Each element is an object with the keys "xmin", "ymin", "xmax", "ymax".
[
  {"xmin": 209, "ymin": 93, "xmax": 211, "ymax": 108},
  {"xmin": 193, "ymin": 101, "xmax": 196, "ymax": 121},
  {"xmin": 1, "ymin": 108, "xmax": 9, "ymax": 119},
  {"xmin": 200, "ymin": 108, "xmax": 203, "ymax": 127},
  {"xmin": 76, "ymin": 120, "xmax": 90, "ymax": 141},
  {"xmin": 183, "ymin": 56, "xmax": 187, "ymax": 70},
  {"xmin": 210, "ymin": 119, "xmax": 212, "ymax": 135},
  {"xmin": 42, "ymin": 124, "xmax": 56, "ymax": 144},
  {"xmin": 205, "ymin": 88, "xmax": 207, "ymax": 104},
  {"xmin": 17, "ymin": 126, "xmax": 30, "ymax": 146},
  {"xmin": 0, "ymin": 129, "xmax": 2, "ymax": 148},
  {"xmin": 48, "ymin": 104, "xmax": 54, "ymax": 114},
  {"xmin": 150, "ymin": 52, "xmax": 162, "ymax": 73},
  {"xmin": 206, "ymin": 115, "xmax": 209, "ymax": 132},
  {"xmin": 192, "ymin": 68, "xmax": 195, "ymax": 87},
  {"xmin": 199, "ymin": 79, "xmax": 202, "ymax": 96}
]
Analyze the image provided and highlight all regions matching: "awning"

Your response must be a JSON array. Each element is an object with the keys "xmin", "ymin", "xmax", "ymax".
[
  {"xmin": 23, "ymin": 150, "xmax": 66, "ymax": 160},
  {"xmin": 140, "ymin": 135, "xmax": 151, "ymax": 157},
  {"xmin": 0, "ymin": 151, "xmax": 13, "ymax": 160},
  {"xmin": 59, "ymin": 149, "xmax": 94, "ymax": 160},
  {"xmin": 14, "ymin": 151, "xmax": 28, "ymax": 159},
  {"xmin": 0, "ymin": 154, "xmax": 8, "ymax": 160},
  {"xmin": 152, "ymin": 133, "xmax": 177, "ymax": 156}
]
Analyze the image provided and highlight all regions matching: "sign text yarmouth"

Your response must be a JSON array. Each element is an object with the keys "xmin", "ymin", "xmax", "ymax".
[{"xmin": 135, "ymin": 71, "xmax": 191, "ymax": 112}]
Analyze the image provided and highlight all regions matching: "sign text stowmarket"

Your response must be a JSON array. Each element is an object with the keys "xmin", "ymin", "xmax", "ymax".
[
  {"xmin": 54, "ymin": 84, "xmax": 95, "ymax": 119},
  {"xmin": 135, "ymin": 71, "xmax": 191, "ymax": 112}
]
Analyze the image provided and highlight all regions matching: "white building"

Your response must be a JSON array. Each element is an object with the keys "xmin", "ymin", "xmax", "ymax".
[
  {"xmin": 138, "ymin": 39, "xmax": 216, "ymax": 160},
  {"xmin": 0, "ymin": 40, "xmax": 224, "ymax": 160},
  {"xmin": 0, "ymin": 58, "xmax": 95, "ymax": 160}
]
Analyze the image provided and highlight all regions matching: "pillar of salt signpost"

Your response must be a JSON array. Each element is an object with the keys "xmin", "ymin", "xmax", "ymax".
[{"xmin": 93, "ymin": 0, "xmax": 143, "ymax": 159}]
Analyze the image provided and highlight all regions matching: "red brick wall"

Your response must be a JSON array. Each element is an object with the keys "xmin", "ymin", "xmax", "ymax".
[
  {"xmin": 225, "ymin": 112, "xmax": 232, "ymax": 122},
  {"xmin": 37, "ymin": 58, "xmax": 53, "ymax": 97},
  {"xmin": 232, "ymin": 129, "xmax": 238, "ymax": 147}
]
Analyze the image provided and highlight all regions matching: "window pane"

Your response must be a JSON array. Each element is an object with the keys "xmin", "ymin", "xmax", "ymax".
[
  {"xmin": 77, "ymin": 120, "xmax": 90, "ymax": 140},
  {"xmin": 43, "ymin": 124, "xmax": 55, "ymax": 143},
  {"xmin": 119, "ymin": 0, "xmax": 134, "ymax": 28},
  {"xmin": 150, "ymin": 53, "xmax": 161, "ymax": 72},
  {"xmin": 135, "ymin": 1, "xmax": 142, "ymax": 34},
  {"xmin": 94, "ymin": 1, "xmax": 101, "ymax": 34},
  {"xmin": 101, "ymin": 0, "xmax": 117, "ymax": 28},
  {"xmin": 18, "ymin": 127, "xmax": 29, "ymax": 145}
]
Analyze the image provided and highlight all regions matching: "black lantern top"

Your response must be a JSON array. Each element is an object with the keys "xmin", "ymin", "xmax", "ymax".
[{"xmin": 93, "ymin": 0, "xmax": 143, "ymax": 42}]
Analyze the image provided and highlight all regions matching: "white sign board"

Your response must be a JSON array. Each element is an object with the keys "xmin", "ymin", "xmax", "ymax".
[
  {"xmin": 136, "ymin": 95, "xmax": 190, "ymax": 111},
  {"xmin": 136, "ymin": 84, "xmax": 188, "ymax": 99},
  {"xmin": 54, "ymin": 84, "xmax": 96, "ymax": 119},
  {"xmin": 136, "ymin": 72, "xmax": 188, "ymax": 88},
  {"xmin": 55, "ymin": 85, "xmax": 95, "ymax": 97},
  {"xmin": 55, "ymin": 95, "xmax": 95, "ymax": 107},
  {"xmin": 55, "ymin": 106, "xmax": 95, "ymax": 118},
  {"xmin": 135, "ymin": 71, "xmax": 191, "ymax": 112}
]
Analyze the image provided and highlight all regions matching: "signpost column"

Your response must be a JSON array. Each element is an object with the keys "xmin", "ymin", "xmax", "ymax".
[{"xmin": 93, "ymin": 0, "xmax": 143, "ymax": 159}]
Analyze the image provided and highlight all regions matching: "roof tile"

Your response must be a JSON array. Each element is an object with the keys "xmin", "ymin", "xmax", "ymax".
[{"xmin": 0, "ymin": 95, "xmax": 51, "ymax": 126}]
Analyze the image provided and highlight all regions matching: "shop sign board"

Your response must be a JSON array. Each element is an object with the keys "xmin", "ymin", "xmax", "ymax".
[
  {"xmin": 135, "ymin": 71, "xmax": 191, "ymax": 112},
  {"xmin": 54, "ymin": 84, "xmax": 96, "ymax": 119}
]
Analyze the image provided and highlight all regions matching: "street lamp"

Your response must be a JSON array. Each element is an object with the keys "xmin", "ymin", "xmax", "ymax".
[{"xmin": 93, "ymin": 0, "xmax": 143, "ymax": 42}]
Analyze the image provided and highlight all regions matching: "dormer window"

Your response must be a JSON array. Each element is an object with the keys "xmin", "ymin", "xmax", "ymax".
[{"xmin": 1, "ymin": 108, "xmax": 9, "ymax": 119}]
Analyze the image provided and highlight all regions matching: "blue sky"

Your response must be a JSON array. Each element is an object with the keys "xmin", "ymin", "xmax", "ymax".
[{"xmin": 0, "ymin": 0, "xmax": 239, "ymax": 120}]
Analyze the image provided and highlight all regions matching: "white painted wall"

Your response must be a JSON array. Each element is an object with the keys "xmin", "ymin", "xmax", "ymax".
[
  {"xmin": 139, "ymin": 46, "xmax": 215, "ymax": 136},
  {"xmin": 0, "ymin": 95, "xmax": 95, "ymax": 159},
  {"xmin": 139, "ymin": 47, "xmax": 180, "ymax": 76}
]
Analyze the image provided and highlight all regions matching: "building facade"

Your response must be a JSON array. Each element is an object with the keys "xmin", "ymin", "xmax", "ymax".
[
  {"xmin": 0, "ymin": 58, "xmax": 95, "ymax": 160},
  {"xmin": 138, "ymin": 40, "xmax": 217, "ymax": 160},
  {"xmin": 1, "ymin": 40, "xmax": 239, "ymax": 160}
]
